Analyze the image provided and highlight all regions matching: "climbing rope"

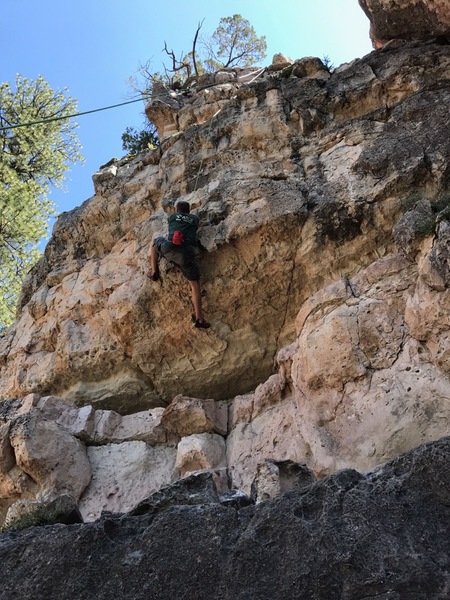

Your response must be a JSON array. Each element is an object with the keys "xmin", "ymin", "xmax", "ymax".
[
  {"xmin": 193, "ymin": 109, "xmax": 221, "ymax": 193},
  {"xmin": 0, "ymin": 69, "xmax": 267, "ymax": 133},
  {"xmin": 191, "ymin": 68, "xmax": 267, "ymax": 192},
  {"xmin": 0, "ymin": 97, "xmax": 150, "ymax": 131}
]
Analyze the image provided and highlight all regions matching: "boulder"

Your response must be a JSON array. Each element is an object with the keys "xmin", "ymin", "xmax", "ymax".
[
  {"xmin": 2, "ymin": 394, "xmax": 98, "ymax": 441},
  {"xmin": 272, "ymin": 53, "xmax": 293, "ymax": 65},
  {"xmin": 0, "ymin": 423, "xmax": 30, "ymax": 504},
  {"xmin": 109, "ymin": 408, "xmax": 171, "ymax": 445},
  {"xmin": 35, "ymin": 396, "xmax": 97, "ymax": 440},
  {"xmin": 8, "ymin": 412, "xmax": 91, "ymax": 501},
  {"xmin": 359, "ymin": 0, "xmax": 450, "ymax": 47},
  {"xmin": 214, "ymin": 71, "xmax": 236, "ymax": 84},
  {"xmin": 4, "ymin": 494, "xmax": 83, "ymax": 529},
  {"xmin": 291, "ymin": 56, "xmax": 330, "ymax": 78},
  {"xmin": 268, "ymin": 53, "xmax": 293, "ymax": 71},
  {"xmin": 176, "ymin": 433, "xmax": 226, "ymax": 477},
  {"xmin": 78, "ymin": 441, "xmax": 177, "ymax": 521},
  {"xmin": 161, "ymin": 395, "xmax": 228, "ymax": 437}
]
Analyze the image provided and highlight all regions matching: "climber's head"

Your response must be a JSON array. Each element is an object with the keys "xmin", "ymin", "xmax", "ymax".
[{"xmin": 175, "ymin": 200, "xmax": 191, "ymax": 214}]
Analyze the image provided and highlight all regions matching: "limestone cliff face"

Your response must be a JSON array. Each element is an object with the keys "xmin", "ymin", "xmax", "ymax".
[
  {"xmin": 1, "ymin": 40, "xmax": 449, "ymax": 416},
  {"xmin": 0, "ymin": 36, "xmax": 449, "ymax": 527},
  {"xmin": 1, "ymin": 4, "xmax": 450, "ymax": 596}
]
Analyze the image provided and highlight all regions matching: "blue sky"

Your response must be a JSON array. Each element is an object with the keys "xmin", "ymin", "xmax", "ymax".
[{"xmin": 1, "ymin": 0, "xmax": 372, "ymax": 240}]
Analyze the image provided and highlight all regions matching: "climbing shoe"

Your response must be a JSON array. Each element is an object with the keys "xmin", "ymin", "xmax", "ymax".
[
  {"xmin": 192, "ymin": 315, "xmax": 210, "ymax": 329},
  {"xmin": 146, "ymin": 269, "xmax": 160, "ymax": 281}
]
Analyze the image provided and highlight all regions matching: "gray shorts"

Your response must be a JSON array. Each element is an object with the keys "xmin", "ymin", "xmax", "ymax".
[{"xmin": 154, "ymin": 236, "xmax": 200, "ymax": 281}]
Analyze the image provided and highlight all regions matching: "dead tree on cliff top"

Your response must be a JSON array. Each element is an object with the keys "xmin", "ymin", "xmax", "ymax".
[
  {"xmin": 160, "ymin": 19, "xmax": 205, "ymax": 90},
  {"xmin": 123, "ymin": 15, "xmax": 266, "ymax": 152},
  {"xmin": 132, "ymin": 14, "xmax": 267, "ymax": 92}
]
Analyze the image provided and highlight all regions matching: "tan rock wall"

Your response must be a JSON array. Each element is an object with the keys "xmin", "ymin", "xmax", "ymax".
[
  {"xmin": 1, "ymin": 42, "xmax": 448, "ymax": 412},
  {"xmin": 1, "ymin": 16, "xmax": 450, "ymax": 524},
  {"xmin": 3, "ymin": 230, "xmax": 450, "ymax": 525},
  {"xmin": 227, "ymin": 245, "xmax": 450, "ymax": 484}
]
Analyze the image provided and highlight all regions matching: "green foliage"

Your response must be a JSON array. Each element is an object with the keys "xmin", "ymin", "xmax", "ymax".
[
  {"xmin": 204, "ymin": 14, "xmax": 267, "ymax": 71},
  {"xmin": 133, "ymin": 14, "xmax": 267, "ymax": 93},
  {"xmin": 322, "ymin": 55, "xmax": 335, "ymax": 71},
  {"xmin": 0, "ymin": 75, "xmax": 83, "ymax": 332},
  {"xmin": 121, "ymin": 124, "xmax": 159, "ymax": 154},
  {"xmin": 0, "ymin": 506, "xmax": 60, "ymax": 532},
  {"xmin": 124, "ymin": 15, "xmax": 266, "ymax": 150}
]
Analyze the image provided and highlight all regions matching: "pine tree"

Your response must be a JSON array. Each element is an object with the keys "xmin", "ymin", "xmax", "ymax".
[{"xmin": 0, "ymin": 75, "xmax": 83, "ymax": 331}]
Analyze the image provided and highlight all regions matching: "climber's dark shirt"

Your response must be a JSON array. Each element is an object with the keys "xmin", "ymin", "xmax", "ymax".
[{"xmin": 168, "ymin": 212, "xmax": 199, "ymax": 245}]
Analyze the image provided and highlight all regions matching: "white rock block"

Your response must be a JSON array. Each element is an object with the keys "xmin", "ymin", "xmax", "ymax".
[
  {"xmin": 93, "ymin": 410, "xmax": 122, "ymax": 443},
  {"xmin": 9, "ymin": 412, "xmax": 91, "ymax": 500},
  {"xmin": 71, "ymin": 405, "xmax": 96, "ymax": 441},
  {"xmin": 78, "ymin": 442, "xmax": 178, "ymax": 521},
  {"xmin": 162, "ymin": 396, "xmax": 228, "ymax": 437},
  {"xmin": 176, "ymin": 433, "xmax": 226, "ymax": 477},
  {"xmin": 110, "ymin": 408, "xmax": 168, "ymax": 445},
  {"xmin": 36, "ymin": 396, "xmax": 80, "ymax": 434}
]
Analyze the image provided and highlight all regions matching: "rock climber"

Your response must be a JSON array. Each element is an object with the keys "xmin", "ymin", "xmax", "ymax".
[{"xmin": 147, "ymin": 200, "xmax": 210, "ymax": 329}]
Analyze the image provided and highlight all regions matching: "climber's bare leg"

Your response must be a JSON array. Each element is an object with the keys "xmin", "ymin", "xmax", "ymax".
[
  {"xmin": 148, "ymin": 233, "xmax": 162, "ymax": 281},
  {"xmin": 189, "ymin": 280, "xmax": 210, "ymax": 328}
]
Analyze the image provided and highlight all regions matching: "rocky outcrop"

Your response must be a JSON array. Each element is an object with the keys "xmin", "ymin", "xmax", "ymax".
[
  {"xmin": 4, "ymin": 494, "xmax": 82, "ymax": 529},
  {"xmin": 161, "ymin": 394, "xmax": 228, "ymax": 436},
  {"xmin": 227, "ymin": 246, "xmax": 450, "ymax": 490},
  {"xmin": 0, "ymin": 39, "xmax": 449, "ymax": 526},
  {"xmin": 359, "ymin": 0, "xmax": 450, "ymax": 47},
  {"xmin": 1, "ymin": 438, "xmax": 449, "ymax": 600},
  {"xmin": 4, "ymin": 232, "xmax": 450, "ymax": 525},
  {"xmin": 0, "ymin": 394, "xmax": 179, "ymax": 524},
  {"xmin": 1, "ymin": 41, "xmax": 449, "ymax": 413}
]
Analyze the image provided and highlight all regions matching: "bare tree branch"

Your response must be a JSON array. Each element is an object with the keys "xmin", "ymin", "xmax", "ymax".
[
  {"xmin": 162, "ymin": 41, "xmax": 192, "ymax": 82},
  {"xmin": 191, "ymin": 19, "xmax": 204, "ymax": 77}
]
